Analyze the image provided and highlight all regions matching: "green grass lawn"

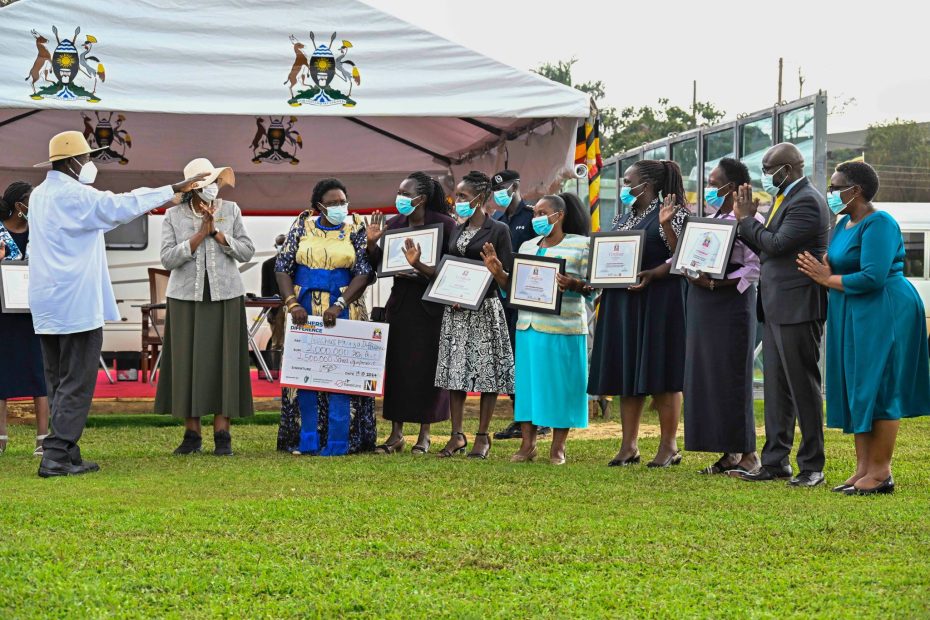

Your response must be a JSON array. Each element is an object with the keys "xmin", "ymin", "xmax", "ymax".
[{"xmin": 1, "ymin": 407, "xmax": 929, "ymax": 619}]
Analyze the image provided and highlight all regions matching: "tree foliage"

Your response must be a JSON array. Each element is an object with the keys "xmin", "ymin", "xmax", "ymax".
[
  {"xmin": 865, "ymin": 120, "xmax": 930, "ymax": 202},
  {"xmin": 533, "ymin": 58, "xmax": 725, "ymax": 157}
]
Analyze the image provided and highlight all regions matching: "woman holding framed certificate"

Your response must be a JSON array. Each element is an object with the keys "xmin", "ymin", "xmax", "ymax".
[
  {"xmin": 588, "ymin": 160, "xmax": 690, "ymax": 468},
  {"xmin": 487, "ymin": 193, "xmax": 593, "ymax": 465},
  {"xmin": 418, "ymin": 171, "xmax": 515, "ymax": 460},
  {"xmin": 365, "ymin": 172, "xmax": 456, "ymax": 454},
  {"xmin": 680, "ymin": 159, "xmax": 763, "ymax": 475},
  {"xmin": 0, "ymin": 181, "xmax": 49, "ymax": 457}
]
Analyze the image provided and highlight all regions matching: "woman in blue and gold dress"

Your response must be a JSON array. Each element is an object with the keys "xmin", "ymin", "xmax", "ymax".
[
  {"xmin": 274, "ymin": 178, "xmax": 377, "ymax": 456},
  {"xmin": 798, "ymin": 161, "xmax": 930, "ymax": 495}
]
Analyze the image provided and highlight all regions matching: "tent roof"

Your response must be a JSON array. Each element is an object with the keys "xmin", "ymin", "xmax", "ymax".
[
  {"xmin": 0, "ymin": 0, "xmax": 589, "ymax": 118},
  {"xmin": 0, "ymin": 0, "xmax": 589, "ymax": 211}
]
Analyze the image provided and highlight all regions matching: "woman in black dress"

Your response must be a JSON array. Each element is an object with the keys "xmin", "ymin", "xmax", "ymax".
[
  {"xmin": 366, "ymin": 172, "xmax": 456, "ymax": 454},
  {"xmin": 683, "ymin": 159, "xmax": 762, "ymax": 475},
  {"xmin": 0, "ymin": 182, "xmax": 49, "ymax": 457},
  {"xmin": 588, "ymin": 160, "xmax": 689, "ymax": 468}
]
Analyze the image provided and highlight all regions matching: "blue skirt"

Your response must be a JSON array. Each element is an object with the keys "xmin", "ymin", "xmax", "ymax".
[{"xmin": 514, "ymin": 328, "xmax": 588, "ymax": 429}]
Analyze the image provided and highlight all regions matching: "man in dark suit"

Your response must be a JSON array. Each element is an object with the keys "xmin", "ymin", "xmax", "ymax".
[{"xmin": 732, "ymin": 143, "xmax": 830, "ymax": 487}]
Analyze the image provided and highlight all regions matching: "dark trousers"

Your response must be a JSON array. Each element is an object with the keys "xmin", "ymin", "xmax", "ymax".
[
  {"xmin": 760, "ymin": 320, "xmax": 825, "ymax": 472},
  {"xmin": 39, "ymin": 328, "xmax": 103, "ymax": 463}
]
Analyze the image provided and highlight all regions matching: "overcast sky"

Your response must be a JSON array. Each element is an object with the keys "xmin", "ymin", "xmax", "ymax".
[{"xmin": 367, "ymin": 0, "xmax": 927, "ymax": 134}]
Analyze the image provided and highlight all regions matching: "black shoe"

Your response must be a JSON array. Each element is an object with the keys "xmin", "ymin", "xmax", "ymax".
[
  {"xmin": 214, "ymin": 430, "xmax": 233, "ymax": 456},
  {"xmin": 831, "ymin": 484, "xmax": 853, "ymax": 493},
  {"xmin": 38, "ymin": 456, "xmax": 100, "ymax": 478},
  {"xmin": 173, "ymin": 430, "xmax": 203, "ymax": 455},
  {"xmin": 608, "ymin": 452, "xmax": 641, "ymax": 467},
  {"xmin": 647, "ymin": 450, "xmax": 683, "ymax": 468},
  {"xmin": 493, "ymin": 422, "xmax": 522, "ymax": 440},
  {"xmin": 536, "ymin": 426, "xmax": 551, "ymax": 437},
  {"xmin": 735, "ymin": 466, "xmax": 793, "ymax": 482},
  {"xmin": 788, "ymin": 471, "xmax": 825, "ymax": 487},
  {"xmin": 844, "ymin": 476, "xmax": 895, "ymax": 495}
]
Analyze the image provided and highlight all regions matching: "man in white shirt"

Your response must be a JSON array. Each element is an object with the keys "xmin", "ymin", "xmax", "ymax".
[{"xmin": 30, "ymin": 131, "xmax": 207, "ymax": 478}]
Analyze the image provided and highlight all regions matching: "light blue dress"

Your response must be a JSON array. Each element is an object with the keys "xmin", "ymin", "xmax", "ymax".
[
  {"xmin": 826, "ymin": 211, "xmax": 930, "ymax": 433},
  {"xmin": 514, "ymin": 235, "xmax": 591, "ymax": 429}
]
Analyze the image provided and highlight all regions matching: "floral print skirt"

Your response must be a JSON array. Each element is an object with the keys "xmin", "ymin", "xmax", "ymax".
[{"xmin": 435, "ymin": 297, "xmax": 515, "ymax": 394}]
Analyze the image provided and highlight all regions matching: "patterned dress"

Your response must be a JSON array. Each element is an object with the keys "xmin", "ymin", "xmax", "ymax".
[
  {"xmin": 435, "ymin": 227, "xmax": 515, "ymax": 394},
  {"xmin": 274, "ymin": 212, "xmax": 377, "ymax": 455}
]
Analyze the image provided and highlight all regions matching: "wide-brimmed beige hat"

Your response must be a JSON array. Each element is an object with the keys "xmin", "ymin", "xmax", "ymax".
[
  {"xmin": 34, "ymin": 130, "xmax": 106, "ymax": 167},
  {"xmin": 183, "ymin": 157, "xmax": 235, "ymax": 190}
]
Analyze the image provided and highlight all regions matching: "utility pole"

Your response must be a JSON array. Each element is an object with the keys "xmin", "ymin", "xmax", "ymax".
[
  {"xmin": 798, "ymin": 67, "xmax": 805, "ymax": 99},
  {"xmin": 692, "ymin": 80, "xmax": 697, "ymax": 126},
  {"xmin": 777, "ymin": 57, "xmax": 783, "ymax": 103}
]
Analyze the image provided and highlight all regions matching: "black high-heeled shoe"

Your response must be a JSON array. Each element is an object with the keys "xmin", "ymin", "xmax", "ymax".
[
  {"xmin": 437, "ymin": 432, "xmax": 467, "ymax": 458},
  {"xmin": 845, "ymin": 476, "xmax": 895, "ymax": 495},
  {"xmin": 467, "ymin": 432, "xmax": 491, "ymax": 459},
  {"xmin": 647, "ymin": 450, "xmax": 683, "ymax": 468},
  {"xmin": 608, "ymin": 452, "xmax": 641, "ymax": 467}
]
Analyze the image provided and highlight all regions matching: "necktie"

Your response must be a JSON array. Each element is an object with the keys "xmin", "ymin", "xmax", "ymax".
[{"xmin": 765, "ymin": 194, "xmax": 785, "ymax": 228}]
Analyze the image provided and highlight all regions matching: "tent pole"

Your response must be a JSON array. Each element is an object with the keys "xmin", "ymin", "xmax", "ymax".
[
  {"xmin": 459, "ymin": 117, "xmax": 505, "ymax": 137},
  {"xmin": 0, "ymin": 109, "xmax": 43, "ymax": 130},
  {"xmin": 343, "ymin": 118, "xmax": 451, "ymax": 165}
]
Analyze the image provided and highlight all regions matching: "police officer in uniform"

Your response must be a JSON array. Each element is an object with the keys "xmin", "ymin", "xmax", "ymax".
[{"xmin": 490, "ymin": 170, "xmax": 550, "ymax": 440}]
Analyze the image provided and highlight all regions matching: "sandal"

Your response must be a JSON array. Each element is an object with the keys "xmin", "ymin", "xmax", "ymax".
[
  {"xmin": 437, "ymin": 432, "xmax": 467, "ymax": 458},
  {"xmin": 411, "ymin": 439, "xmax": 430, "ymax": 455},
  {"xmin": 608, "ymin": 451, "xmax": 640, "ymax": 467},
  {"xmin": 699, "ymin": 455, "xmax": 738, "ymax": 475},
  {"xmin": 373, "ymin": 437, "xmax": 406, "ymax": 454},
  {"xmin": 467, "ymin": 432, "xmax": 491, "ymax": 460},
  {"xmin": 34, "ymin": 434, "xmax": 48, "ymax": 457}
]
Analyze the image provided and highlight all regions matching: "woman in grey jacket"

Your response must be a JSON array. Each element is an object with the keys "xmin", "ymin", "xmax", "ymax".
[{"xmin": 155, "ymin": 159, "xmax": 255, "ymax": 456}]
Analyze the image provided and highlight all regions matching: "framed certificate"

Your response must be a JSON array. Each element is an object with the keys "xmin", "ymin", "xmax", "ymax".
[
  {"xmin": 377, "ymin": 223, "xmax": 444, "ymax": 277},
  {"xmin": 586, "ymin": 231, "xmax": 644, "ymax": 288},
  {"xmin": 505, "ymin": 253, "xmax": 565, "ymax": 315},
  {"xmin": 0, "ymin": 260, "xmax": 30, "ymax": 313},
  {"xmin": 422, "ymin": 256, "xmax": 494, "ymax": 311},
  {"xmin": 670, "ymin": 217, "xmax": 739, "ymax": 279}
]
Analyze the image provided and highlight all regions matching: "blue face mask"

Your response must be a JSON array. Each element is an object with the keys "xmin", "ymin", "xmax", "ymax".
[
  {"xmin": 619, "ymin": 182, "xmax": 646, "ymax": 207},
  {"xmin": 455, "ymin": 199, "xmax": 477, "ymax": 219},
  {"xmin": 323, "ymin": 203, "xmax": 349, "ymax": 225},
  {"xmin": 395, "ymin": 195, "xmax": 416, "ymax": 216},
  {"xmin": 704, "ymin": 184, "xmax": 731, "ymax": 209},
  {"xmin": 532, "ymin": 214, "xmax": 555, "ymax": 237},
  {"xmin": 826, "ymin": 187, "xmax": 853, "ymax": 215},
  {"xmin": 493, "ymin": 187, "xmax": 513, "ymax": 208},
  {"xmin": 761, "ymin": 164, "xmax": 788, "ymax": 196}
]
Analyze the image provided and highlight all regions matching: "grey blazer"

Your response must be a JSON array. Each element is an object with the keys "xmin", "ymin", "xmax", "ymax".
[
  {"xmin": 160, "ymin": 199, "xmax": 255, "ymax": 302},
  {"xmin": 737, "ymin": 177, "xmax": 830, "ymax": 325}
]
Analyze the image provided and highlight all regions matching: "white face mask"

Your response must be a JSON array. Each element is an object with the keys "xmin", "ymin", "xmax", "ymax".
[
  {"xmin": 197, "ymin": 183, "xmax": 219, "ymax": 203},
  {"xmin": 70, "ymin": 160, "xmax": 98, "ymax": 185}
]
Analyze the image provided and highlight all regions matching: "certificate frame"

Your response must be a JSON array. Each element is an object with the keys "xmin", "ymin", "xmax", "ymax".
[
  {"xmin": 505, "ymin": 253, "xmax": 565, "ymax": 315},
  {"xmin": 669, "ymin": 216, "xmax": 739, "ymax": 280},
  {"xmin": 377, "ymin": 223, "xmax": 444, "ymax": 278},
  {"xmin": 0, "ymin": 260, "xmax": 31, "ymax": 313},
  {"xmin": 586, "ymin": 231, "xmax": 645, "ymax": 289},
  {"xmin": 422, "ymin": 255, "xmax": 494, "ymax": 311}
]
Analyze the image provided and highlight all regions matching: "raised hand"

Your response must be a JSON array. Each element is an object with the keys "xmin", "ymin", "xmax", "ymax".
[
  {"xmin": 402, "ymin": 237, "xmax": 421, "ymax": 266},
  {"xmin": 0, "ymin": 241, "xmax": 6, "ymax": 260},
  {"xmin": 733, "ymin": 183, "xmax": 759, "ymax": 221},
  {"xmin": 659, "ymin": 194, "xmax": 678, "ymax": 226},
  {"xmin": 366, "ymin": 211, "xmax": 386, "ymax": 245},
  {"xmin": 479, "ymin": 242, "xmax": 504, "ymax": 277},
  {"xmin": 172, "ymin": 172, "xmax": 211, "ymax": 193}
]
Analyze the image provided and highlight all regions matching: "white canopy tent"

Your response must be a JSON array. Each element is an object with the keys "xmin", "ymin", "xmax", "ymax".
[{"xmin": 0, "ymin": 0, "xmax": 590, "ymax": 213}]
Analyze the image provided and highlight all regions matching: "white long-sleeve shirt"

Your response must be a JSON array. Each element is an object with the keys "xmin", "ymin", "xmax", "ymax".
[{"xmin": 28, "ymin": 171, "xmax": 174, "ymax": 335}]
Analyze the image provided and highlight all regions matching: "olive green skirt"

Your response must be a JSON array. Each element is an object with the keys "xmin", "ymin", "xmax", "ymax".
[{"xmin": 154, "ymin": 294, "xmax": 254, "ymax": 419}]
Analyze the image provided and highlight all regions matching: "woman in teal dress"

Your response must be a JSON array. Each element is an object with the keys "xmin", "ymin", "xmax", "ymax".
[
  {"xmin": 797, "ymin": 161, "xmax": 930, "ymax": 495},
  {"xmin": 482, "ymin": 193, "xmax": 592, "ymax": 465}
]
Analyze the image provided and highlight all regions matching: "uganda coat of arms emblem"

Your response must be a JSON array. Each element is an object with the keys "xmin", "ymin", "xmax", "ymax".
[
  {"xmin": 27, "ymin": 26, "xmax": 106, "ymax": 102},
  {"xmin": 82, "ymin": 112, "xmax": 132, "ymax": 165},
  {"xmin": 285, "ymin": 31, "xmax": 361, "ymax": 107}
]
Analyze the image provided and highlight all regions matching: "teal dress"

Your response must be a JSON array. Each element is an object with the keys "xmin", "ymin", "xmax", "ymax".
[{"xmin": 826, "ymin": 211, "xmax": 930, "ymax": 433}]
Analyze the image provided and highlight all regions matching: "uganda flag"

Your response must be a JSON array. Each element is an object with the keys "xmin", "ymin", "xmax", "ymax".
[{"xmin": 575, "ymin": 118, "xmax": 604, "ymax": 232}]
